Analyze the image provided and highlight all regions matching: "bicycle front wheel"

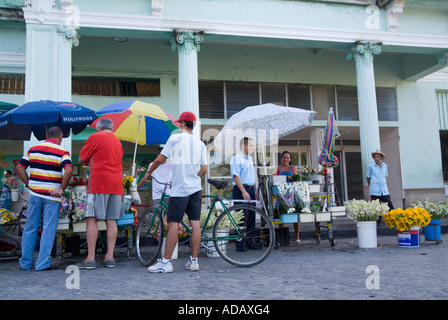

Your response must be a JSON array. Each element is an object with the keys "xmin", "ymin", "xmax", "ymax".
[
  {"xmin": 136, "ymin": 208, "xmax": 163, "ymax": 267},
  {"xmin": 213, "ymin": 204, "xmax": 275, "ymax": 267}
]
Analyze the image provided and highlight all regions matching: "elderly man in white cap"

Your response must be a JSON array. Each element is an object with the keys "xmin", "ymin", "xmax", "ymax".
[{"xmin": 366, "ymin": 150, "xmax": 394, "ymax": 217}]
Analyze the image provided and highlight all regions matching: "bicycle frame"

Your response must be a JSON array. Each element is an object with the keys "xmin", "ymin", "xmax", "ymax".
[
  {"xmin": 147, "ymin": 177, "xmax": 252, "ymax": 243},
  {"xmin": 179, "ymin": 194, "xmax": 244, "ymax": 243}
]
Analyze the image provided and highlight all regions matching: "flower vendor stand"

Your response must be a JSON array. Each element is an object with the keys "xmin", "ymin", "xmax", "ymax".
[{"xmin": 344, "ymin": 199, "xmax": 389, "ymax": 249}]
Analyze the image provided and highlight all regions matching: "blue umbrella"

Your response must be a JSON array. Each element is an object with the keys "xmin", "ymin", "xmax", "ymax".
[{"xmin": 0, "ymin": 100, "xmax": 96, "ymax": 141}]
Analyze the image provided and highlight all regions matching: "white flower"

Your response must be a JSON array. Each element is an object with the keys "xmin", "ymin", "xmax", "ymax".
[{"xmin": 344, "ymin": 199, "xmax": 389, "ymax": 222}]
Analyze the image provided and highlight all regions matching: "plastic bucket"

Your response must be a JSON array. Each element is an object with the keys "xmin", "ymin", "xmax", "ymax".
[
  {"xmin": 10, "ymin": 189, "xmax": 19, "ymax": 202},
  {"xmin": 356, "ymin": 221, "xmax": 377, "ymax": 248},
  {"xmin": 161, "ymin": 238, "xmax": 178, "ymax": 260},
  {"xmin": 423, "ymin": 219, "xmax": 441, "ymax": 241},
  {"xmin": 398, "ymin": 226, "xmax": 420, "ymax": 247},
  {"xmin": 204, "ymin": 230, "xmax": 228, "ymax": 258}
]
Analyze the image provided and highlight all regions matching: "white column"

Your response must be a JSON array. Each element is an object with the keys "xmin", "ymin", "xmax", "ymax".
[
  {"xmin": 171, "ymin": 30, "xmax": 204, "ymax": 139},
  {"xmin": 346, "ymin": 41, "xmax": 382, "ymax": 199},
  {"xmin": 23, "ymin": 2, "xmax": 79, "ymax": 153}
]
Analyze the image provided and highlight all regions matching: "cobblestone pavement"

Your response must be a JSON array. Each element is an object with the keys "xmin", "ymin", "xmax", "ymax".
[{"xmin": 1, "ymin": 231, "xmax": 448, "ymax": 302}]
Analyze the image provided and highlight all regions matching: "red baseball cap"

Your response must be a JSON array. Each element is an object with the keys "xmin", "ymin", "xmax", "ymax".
[{"xmin": 176, "ymin": 111, "xmax": 197, "ymax": 123}]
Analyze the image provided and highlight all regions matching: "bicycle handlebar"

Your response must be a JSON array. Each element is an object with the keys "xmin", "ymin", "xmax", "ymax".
[{"xmin": 150, "ymin": 176, "xmax": 171, "ymax": 187}]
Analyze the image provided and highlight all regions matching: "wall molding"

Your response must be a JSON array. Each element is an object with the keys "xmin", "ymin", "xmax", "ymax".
[
  {"xmin": 0, "ymin": 52, "xmax": 26, "ymax": 67},
  {"xmin": 22, "ymin": 10, "xmax": 448, "ymax": 52}
]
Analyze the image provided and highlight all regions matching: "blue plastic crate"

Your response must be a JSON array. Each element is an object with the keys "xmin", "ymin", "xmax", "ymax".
[
  {"xmin": 117, "ymin": 213, "xmax": 134, "ymax": 226},
  {"xmin": 280, "ymin": 213, "xmax": 298, "ymax": 223}
]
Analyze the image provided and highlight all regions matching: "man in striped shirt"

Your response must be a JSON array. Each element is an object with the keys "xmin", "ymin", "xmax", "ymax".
[{"xmin": 16, "ymin": 126, "xmax": 73, "ymax": 271}]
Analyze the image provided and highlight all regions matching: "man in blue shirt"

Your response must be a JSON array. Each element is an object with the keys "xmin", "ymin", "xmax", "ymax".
[
  {"xmin": 230, "ymin": 137, "xmax": 260, "ymax": 251},
  {"xmin": 366, "ymin": 150, "xmax": 394, "ymax": 212}
]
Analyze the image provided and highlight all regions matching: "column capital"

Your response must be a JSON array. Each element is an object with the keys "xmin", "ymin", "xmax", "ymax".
[
  {"xmin": 438, "ymin": 51, "xmax": 448, "ymax": 65},
  {"xmin": 346, "ymin": 41, "xmax": 382, "ymax": 61},
  {"xmin": 56, "ymin": 24, "xmax": 80, "ymax": 47},
  {"xmin": 171, "ymin": 30, "xmax": 205, "ymax": 53}
]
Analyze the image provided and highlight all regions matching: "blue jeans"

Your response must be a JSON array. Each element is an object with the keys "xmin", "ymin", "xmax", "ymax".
[{"xmin": 19, "ymin": 194, "xmax": 61, "ymax": 270}]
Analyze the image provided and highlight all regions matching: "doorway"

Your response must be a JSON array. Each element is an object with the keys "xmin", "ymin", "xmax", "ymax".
[{"xmin": 333, "ymin": 150, "xmax": 363, "ymax": 203}]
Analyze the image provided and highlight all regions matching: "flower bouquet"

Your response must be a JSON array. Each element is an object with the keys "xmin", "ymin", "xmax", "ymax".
[
  {"xmin": 293, "ymin": 181, "xmax": 311, "ymax": 213},
  {"xmin": 299, "ymin": 166, "xmax": 317, "ymax": 181},
  {"xmin": 275, "ymin": 182, "xmax": 296, "ymax": 212},
  {"xmin": 59, "ymin": 191, "xmax": 72, "ymax": 219},
  {"xmin": 122, "ymin": 176, "xmax": 134, "ymax": 191},
  {"xmin": 344, "ymin": 199, "xmax": 390, "ymax": 222},
  {"xmin": 4, "ymin": 178, "xmax": 19, "ymax": 189},
  {"xmin": 71, "ymin": 190, "xmax": 87, "ymax": 223},
  {"xmin": 412, "ymin": 198, "xmax": 448, "ymax": 220},
  {"xmin": 383, "ymin": 207, "xmax": 431, "ymax": 231}
]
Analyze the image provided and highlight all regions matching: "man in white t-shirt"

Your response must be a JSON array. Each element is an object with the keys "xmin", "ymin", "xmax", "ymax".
[
  {"xmin": 145, "ymin": 111, "xmax": 208, "ymax": 273},
  {"xmin": 137, "ymin": 147, "xmax": 173, "ymax": 207}
]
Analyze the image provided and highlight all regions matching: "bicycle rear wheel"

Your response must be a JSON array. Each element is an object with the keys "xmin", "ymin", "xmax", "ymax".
[
  {"xmin": 136, "ymin": 207, "xmax": 163, "ymax": 267},
  {"xmin": 213, "ymin": 204, "xmax": 275, "ymax": 267}
]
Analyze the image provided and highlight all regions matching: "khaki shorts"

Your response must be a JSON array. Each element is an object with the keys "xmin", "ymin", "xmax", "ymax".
[{"xmin": 85, "ymin": 193, "xmax": 123, "ymax": 220}]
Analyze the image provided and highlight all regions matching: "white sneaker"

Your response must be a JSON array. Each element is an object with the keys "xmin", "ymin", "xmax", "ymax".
[
  {"xmin": 185, "ymin": 256, "xmax": 199, "ymax": 272},
  {"xmin": 148, "ymin": 259, "xmax": 173, "ymax": 273}
]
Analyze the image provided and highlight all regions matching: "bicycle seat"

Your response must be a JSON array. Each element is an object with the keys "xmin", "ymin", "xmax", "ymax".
[{"xmin": 207, "ymin": 179, "xmax": 228, "ymax": 190}]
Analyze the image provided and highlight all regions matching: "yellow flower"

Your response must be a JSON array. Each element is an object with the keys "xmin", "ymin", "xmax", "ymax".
[
  {"xmin": 122, "ymin": 176, "xmax": 134, "ymax": 190},
  {"xmin": 383, "ymin": 207, "xmax": 430, "ymax": 230}
]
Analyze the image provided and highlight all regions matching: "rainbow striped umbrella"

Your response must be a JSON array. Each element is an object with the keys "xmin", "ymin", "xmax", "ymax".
[
  {"xmin": 90, "ymin": 100, "xmax": 178, "ymax": 176},
  {"xmin": 318, "ymin": 108, "xmax": 340, "ymax": 168},
  {"xmin": 91, "ymin": 100, "xmax": 178, "ymax": 146}
]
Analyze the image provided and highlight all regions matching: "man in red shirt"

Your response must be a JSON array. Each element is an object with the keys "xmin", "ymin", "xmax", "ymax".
[{"xmin": 77, "ymin": 118, "xmax": 124, "ymax": 269}]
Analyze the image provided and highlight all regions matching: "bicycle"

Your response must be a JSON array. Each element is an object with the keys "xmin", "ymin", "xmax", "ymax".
[
  {"xmin": 0, "ymin": 189, "xmax": 28, "ymax": 257},
  {"xmin": 135, "ymin": 177, "xmax": 275, "ymax": 268}
]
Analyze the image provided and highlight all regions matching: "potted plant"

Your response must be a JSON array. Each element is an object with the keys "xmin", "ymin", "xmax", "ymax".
[
  {"xmin": 413, "ymin": 198, "xmax": 448, "ymax": 243},
  {"xmin": 383, "ymin": 207, "xmax": 431, "ymax": 247},
  {"xmin": 344, "ymin": 199, "xmax": 390, "ymax": 248}
]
